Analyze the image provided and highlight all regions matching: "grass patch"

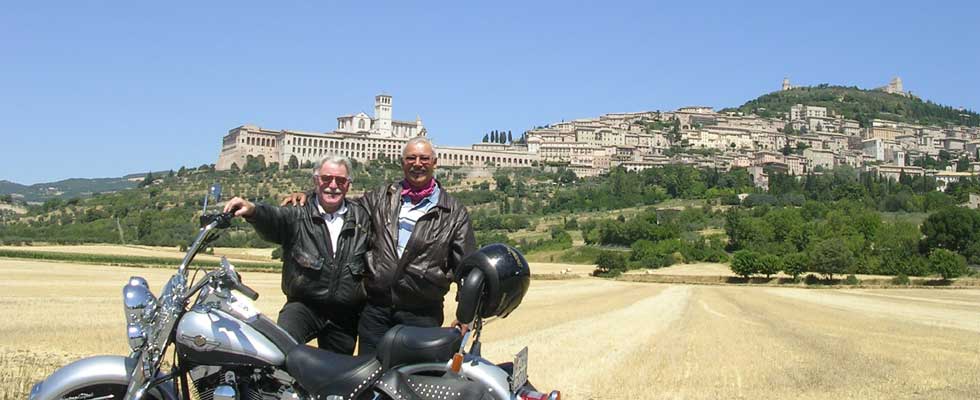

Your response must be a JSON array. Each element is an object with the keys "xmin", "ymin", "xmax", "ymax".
[
  {"xmin": 878, "ymin": 211, "xmax": 929, "ymax": 226},
  {"xmin": 524, "ymin": 245, "xmax": 616, "ymax": 264},
  {"xmin": 0, "ymin": 249, "xmax": 281, "ymax": 271},
  {"xmin": 523, "ymin": 250, "xmax": 566, "ymax": 263},
  {"xmin": 557, "ymin": 246, "xmax": 607, "ymax": 264},
  {"xmin": 655, "ymin": 198, "xmax": 707, "ymax": 210}
]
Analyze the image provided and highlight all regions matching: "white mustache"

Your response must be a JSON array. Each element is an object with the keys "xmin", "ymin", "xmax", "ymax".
[{"xmin": 322, "ymin": 188, "xmax": 344, "ymax": 195}]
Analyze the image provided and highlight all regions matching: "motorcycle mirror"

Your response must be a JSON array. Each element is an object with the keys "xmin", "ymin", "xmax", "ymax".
[
  {"xmin": 210, "ymin": 183, "xmax": 222, "ymax": 203},
  {"xmin": 201, "ymin": 183, "xmax": 222, "ymax": 214}
]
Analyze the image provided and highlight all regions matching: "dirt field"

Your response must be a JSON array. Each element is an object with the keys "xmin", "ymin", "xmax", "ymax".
[{"xmin": 2, "ymin": 258, "xmax": 979, "ymax": 399}]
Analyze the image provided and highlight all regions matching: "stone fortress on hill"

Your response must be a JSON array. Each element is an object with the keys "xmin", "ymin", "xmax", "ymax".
[{"xmin": 217, "ymin": 80, "xmax": 980, "ymax": 191}]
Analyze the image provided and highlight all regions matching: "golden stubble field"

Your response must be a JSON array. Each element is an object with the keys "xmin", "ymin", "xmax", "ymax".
[{"xmin": 2, "ymin": 258, "xmax": 979, "ymax": 400}]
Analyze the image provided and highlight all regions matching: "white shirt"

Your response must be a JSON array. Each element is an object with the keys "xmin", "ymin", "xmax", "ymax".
[{"xmin": 316, "ymin": 198, "xmax": 348, "ymax": 255}]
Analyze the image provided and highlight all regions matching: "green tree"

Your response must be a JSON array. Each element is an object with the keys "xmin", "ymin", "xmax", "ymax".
[
  {"xmin": 782, "ymin": 252, "xmax": 809, "ymax": 280},
  {"xmin": 920, "ymin": 207, "xmax": 980, "ymax": 253},
  {"xmin": 139, "ymin": 172, "xmax": 154, "ymax": 188},
  {"xmin": 758, "ymin": 254, "xmax": 782, "ymax": 279},
  {"xmin": 730, "ymin": 250, "xmax": 759, "ymax": 279},
  {"xmin": 929, "ymin": 248, "xmax": 969, "ymax": 281},
  {"xmin": 724, "ymin": 208, "xmax": 747, "ymax": 251},
  {"xmin": 877, "ymin": 221, "xmax": 922, "ymax": 275},
  {"xmin": 493, "ymin": 173, "xmax": 512, "ymax": 193},
  {"xmin": 137, "ymin": 212, "xmax": 153, "ymax": 242},
  {"xmin": 288, "ymin": 155, "xmax": 299, "ymax": 170},
  {"xmin": 595, "ymin": 251, "xmax": 627, "ymax": 277},
  {"xmin": 956, "ymin": 157, "xmax": 971, "ymax": 172},
  {"xmin": 556, "ymin": 169, "xmax": 577, "ymax": 185},
  {"xmin": 811, "ymin": 238, "xmax": 853, "ymax": 281}
]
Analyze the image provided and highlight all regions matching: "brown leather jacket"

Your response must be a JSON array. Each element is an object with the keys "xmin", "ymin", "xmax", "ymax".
[{"xmin": 356, "ymin": 182, "xmax": 476, "ymax": 310}]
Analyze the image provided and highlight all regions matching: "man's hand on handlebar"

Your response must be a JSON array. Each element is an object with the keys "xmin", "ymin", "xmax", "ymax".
[
  {"xmin": 280, "ymin": 192, "xmax": 308, "ymax": 207},
  {"xmin": 223, "ymin": 197, "xmax": 256, "ymax": 218}
]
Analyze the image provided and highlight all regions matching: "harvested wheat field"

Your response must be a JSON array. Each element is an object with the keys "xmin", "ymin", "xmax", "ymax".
[
  {"xmin": 2, "ymin": 258, "xmax": 979, "ymax": 400},
  {"xmin": 0, "ymin": 244, "xmax": 274, "ymax": 263}
]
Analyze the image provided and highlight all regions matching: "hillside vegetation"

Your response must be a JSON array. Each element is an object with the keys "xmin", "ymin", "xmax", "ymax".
[
  {"xmin": 0, "ymin": 159, "xmax": 431, "ymax": 247},
  {"xmin": 724, "ymin": 85, "xmax": 980, "ymax": 127}
]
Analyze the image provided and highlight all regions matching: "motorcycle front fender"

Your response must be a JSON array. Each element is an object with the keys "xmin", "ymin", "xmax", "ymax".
[{"xmin": 29, "ymin": 355, "xmax": 177, "ymax": 400}]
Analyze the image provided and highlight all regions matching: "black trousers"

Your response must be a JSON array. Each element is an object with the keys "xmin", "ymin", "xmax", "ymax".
[
  {"xmin": 277, "ymin": 301, "xmax": 360, "ymax": 355},
  {"xmin": 357, "ymin": 303, "xmax": 444, "ymax": 355}
]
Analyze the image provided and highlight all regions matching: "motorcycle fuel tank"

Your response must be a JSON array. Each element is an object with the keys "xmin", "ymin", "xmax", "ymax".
[{"xmin": 176, "ymin": 308, "xmax": 286, "ymax": 367}]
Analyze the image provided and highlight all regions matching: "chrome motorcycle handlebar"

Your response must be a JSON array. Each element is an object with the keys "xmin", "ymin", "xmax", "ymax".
[{"xmin": 176, "ymin": 212, "xmax": 234, "ymax": 279}]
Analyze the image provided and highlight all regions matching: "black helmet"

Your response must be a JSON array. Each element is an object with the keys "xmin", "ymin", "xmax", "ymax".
[{"xmin": 455, "ymin": 244, "xmax": 531, "ymax": 324}]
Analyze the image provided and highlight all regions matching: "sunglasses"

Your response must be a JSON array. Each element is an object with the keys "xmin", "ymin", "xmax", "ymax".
[{"xmin": 315, "ymin": 175, "xmax": 350, "ymax": 186}]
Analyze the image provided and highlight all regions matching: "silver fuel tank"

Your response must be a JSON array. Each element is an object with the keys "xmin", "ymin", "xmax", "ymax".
[{"xmin": 175, "ymin": 305, "xmax": 287, "ymax": 367}]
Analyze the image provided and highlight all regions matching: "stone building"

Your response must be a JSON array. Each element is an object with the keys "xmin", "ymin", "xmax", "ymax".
[{"xmin": 216, "ymin": 94, "xmax": 539, "ymax": 171}]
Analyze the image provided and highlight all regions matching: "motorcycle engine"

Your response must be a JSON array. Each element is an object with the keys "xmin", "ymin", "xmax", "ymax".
[{"xmin": 188, "ymin": 366, "xmax": 297, "ymax": 400}]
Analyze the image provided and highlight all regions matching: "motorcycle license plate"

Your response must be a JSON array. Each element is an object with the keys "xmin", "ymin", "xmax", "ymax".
[{"xmin": 511, "ymin": 347, "xmax": 529, "ymax": 392}]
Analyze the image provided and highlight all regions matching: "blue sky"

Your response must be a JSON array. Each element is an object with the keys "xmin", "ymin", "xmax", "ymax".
[{"xmin": 2, "ymin": 1, "xmax": 978, "ymax": 184}]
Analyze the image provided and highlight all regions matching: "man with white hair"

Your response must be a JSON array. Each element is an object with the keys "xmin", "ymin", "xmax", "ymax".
[
  {"xmin": 225, "ymin": 154, "xmax": 371, "ymax": 355},
  {"xmin": 284, "ymin": 137, "xmax": 476, "ymax": 354}
]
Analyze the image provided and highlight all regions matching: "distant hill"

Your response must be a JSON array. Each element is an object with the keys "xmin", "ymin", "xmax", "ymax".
[
  {"xmin": 722, "ymin": 85, "xmax": 980, "ymax": 128},
  {"xmin": 0, "ymin": 177, "xmax": 140, "ymax": 203}
]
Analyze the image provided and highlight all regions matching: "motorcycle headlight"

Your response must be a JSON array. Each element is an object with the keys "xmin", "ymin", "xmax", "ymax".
[{"xmin": 123, "ymin": 276, "xmax": 157, "ymax": 350}]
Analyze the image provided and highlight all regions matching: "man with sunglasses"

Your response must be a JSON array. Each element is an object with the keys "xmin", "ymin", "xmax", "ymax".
[
  {"xmin": 224, "ymin": 155, "xmax": 370, "ymax": 355},
  {"xmin": 282, "ymin": 137, "xmax": 476, "ymax": 354}
]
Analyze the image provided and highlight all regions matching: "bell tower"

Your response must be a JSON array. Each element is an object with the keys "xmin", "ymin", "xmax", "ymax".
[{"xmin": 374, "ymin": 94, "xmax": 393, "ymax": 136}]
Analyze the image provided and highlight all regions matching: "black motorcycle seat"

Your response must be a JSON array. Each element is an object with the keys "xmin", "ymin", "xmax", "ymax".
[
  {"xmin": 377, "ymin": 325, "xmax": 462, "ymax": 370},
  {"xmin": 285, "ymin": 345, "xmax": 383, "ymax": 399}
]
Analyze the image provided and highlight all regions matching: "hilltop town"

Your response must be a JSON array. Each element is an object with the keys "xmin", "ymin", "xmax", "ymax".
[{"xmin": 216, "ymin": 78, "xmax": 980, "ymax": 191}]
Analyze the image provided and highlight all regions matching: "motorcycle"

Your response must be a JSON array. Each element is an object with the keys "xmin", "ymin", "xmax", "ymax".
[{"xmin": 29, "ymin": 192, "xmax": 560, "ymax": 400}]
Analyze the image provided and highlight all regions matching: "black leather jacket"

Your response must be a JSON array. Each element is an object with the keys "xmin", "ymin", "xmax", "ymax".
[
  {"xmin": 357, "ymin": 182, "xmax": 476, "ymax": 310},
  {"xmin": 246, "ymin": 199, "xmax": 370, "ymax": 309}
]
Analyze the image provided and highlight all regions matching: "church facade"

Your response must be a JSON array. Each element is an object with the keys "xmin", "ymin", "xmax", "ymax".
[{"xmin": 216, "ymin": 94, "xmax": 538, "ymax": 171}]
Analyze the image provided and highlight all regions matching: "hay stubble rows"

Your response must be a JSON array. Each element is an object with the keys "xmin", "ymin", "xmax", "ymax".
[{"xmin": 1, "ymin": 259, "xmax": 978, "ymax": 399}]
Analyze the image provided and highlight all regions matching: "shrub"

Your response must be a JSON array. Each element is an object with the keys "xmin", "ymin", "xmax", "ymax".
[
  {"xmin": 804, "ymin": 273, "xmax": 821, "ymax": 285},
  {"xmin": 594, "ymin": 251, "xmax": 627, "ymax": 277},
  {"xmin": 892, "ymin": 273, "xmax": 911, "ymax": 285},
  {"xmin": 928, "ymin": 248, "xmax": 969, "ymax": 281},
  {"xmin": 844, "ymin": 274, "xmax": 861, "ymax": 285}
]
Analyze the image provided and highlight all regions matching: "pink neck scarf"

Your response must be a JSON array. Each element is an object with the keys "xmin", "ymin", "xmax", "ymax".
[{"xmin": 401, "ymin": 179, "xmax": 436, "ymax": 204}]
